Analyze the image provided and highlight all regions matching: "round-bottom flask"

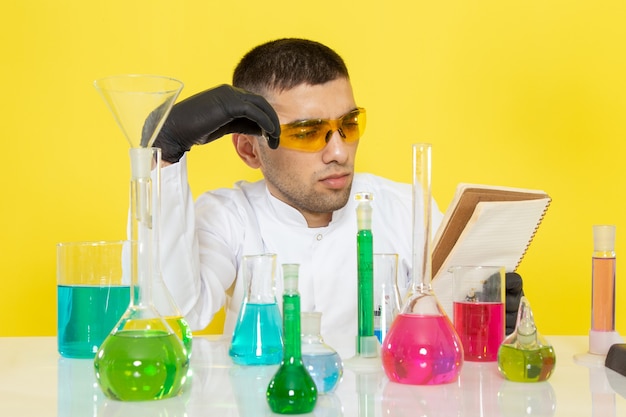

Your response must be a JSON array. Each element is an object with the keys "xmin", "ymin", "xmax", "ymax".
[
  {"xmin": 94, "ymin": 322, "xmax": 188, "ymax": 401},
  {"xmin": 381, "ymin": 295, "xmax": 463, "ymax": 385},
  {"xmin": 267, "ymin": 264, "xmax": 317, "ymax": 414},
  {"xmin": 301, "ymin": 312, "xmax": 343, "ymax": 394},
  {"xmin": 94, "ymin": 148, "xmax": 189, "ymax": 401},
  {"xmin": 381, "ymin": 143, "xmax": 463, "ymax": 385}
]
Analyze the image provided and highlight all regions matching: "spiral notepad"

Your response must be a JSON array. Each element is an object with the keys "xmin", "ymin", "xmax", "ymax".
[{"xmin": 430, "ymin": 183, "xmax": 551, "ymax": 316}]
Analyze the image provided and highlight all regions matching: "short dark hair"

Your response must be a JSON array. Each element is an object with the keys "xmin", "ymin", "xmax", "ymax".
[{"xmin": 233, "ymin": 38, "xmax": 350, "ymax": 95}]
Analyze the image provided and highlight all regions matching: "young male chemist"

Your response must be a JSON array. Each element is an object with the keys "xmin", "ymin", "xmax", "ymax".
[{"xmin": 153, "ymin": 38, "xmax": 523, "ymax": 339}]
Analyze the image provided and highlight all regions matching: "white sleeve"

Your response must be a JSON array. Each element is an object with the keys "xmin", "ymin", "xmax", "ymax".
[
  {"xmin": 158, "ymin": 155, "xmax": 232, "ymax": 331},
  {"xmin": 432, "ymin": 196, "xmax": 444, "ymax": 233}
]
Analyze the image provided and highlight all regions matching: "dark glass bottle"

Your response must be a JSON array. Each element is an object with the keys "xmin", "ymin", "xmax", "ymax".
[{"xmin": 266, "ymin": 264, "xmax": 317, "ymax": 414}]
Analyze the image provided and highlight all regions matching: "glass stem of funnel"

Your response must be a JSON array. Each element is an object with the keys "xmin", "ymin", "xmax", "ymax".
[{"xmin": 129, "ymin": 147, "xmax": 158, "ymax": 306}]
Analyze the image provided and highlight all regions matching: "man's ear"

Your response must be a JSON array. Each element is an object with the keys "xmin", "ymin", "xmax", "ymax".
[{"xmin": 232, "ymin": 134, "xmax": 262, "ymax": 169}]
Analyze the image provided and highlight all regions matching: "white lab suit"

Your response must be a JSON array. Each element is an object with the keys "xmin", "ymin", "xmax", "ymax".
[{"xmin": 159, "ymin": 155, "xmax": 444, "ymax": 340}]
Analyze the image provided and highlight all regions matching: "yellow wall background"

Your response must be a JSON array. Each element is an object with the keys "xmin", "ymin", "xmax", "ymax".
[{"xmin": 2, "ymin": 1, "xmax": 625, "ymax": 337}]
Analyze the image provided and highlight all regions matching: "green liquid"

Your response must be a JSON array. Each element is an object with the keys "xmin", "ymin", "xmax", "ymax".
[
  {"xmin": 267, "ymin": 363, "xmax": 317, "ymax": 414},
  {"xmin": 357, "ymin": 230, "xmax": 374, "ymax": 339},
  {"xmin": 497, "ymin": 344, "xmax": 556, "ymax": 382},
  {"xmin": 94, "ymin": 329, "xmax": 189, "ymax": 401},
  {"xmin": 121, "ymin": 317, "xmax": 193, "ymax": 359},
  {"xmin": 166, "ymin": 316, "xmax": 193, "ymax": 358},
  {"xmin": 267, "ymin": 282, "xmax": 317, "ymax": 414}
]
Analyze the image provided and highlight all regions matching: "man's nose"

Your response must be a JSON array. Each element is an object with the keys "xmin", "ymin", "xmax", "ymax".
[{"xmin": 322, "ymin": 130, "xmax": 351, "ymax": 163}]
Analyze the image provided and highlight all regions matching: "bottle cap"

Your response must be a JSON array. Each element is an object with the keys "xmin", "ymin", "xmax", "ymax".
[
  {"xmin": 593, "ymin": 225, "xmax": 616, "ymax": 252},
  {"xmin": 355, "ymin": 192, "xmax": 373, "ymax": 230},
  {"xmin": 282, "ymin": 264, "xmax": 299, "ymax": 292},
  {"xmin": 301, "ymin": 311, "xmax": 321, "ymax": 336}
]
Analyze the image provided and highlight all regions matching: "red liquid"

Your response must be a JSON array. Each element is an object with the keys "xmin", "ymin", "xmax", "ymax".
[
  {"xmin": 453, "ymin": 301, "xmax": 504, "ymax": 362},
  {"xmin": 381, "ymin": 314, "xmax": 463, "ymax": 385}
]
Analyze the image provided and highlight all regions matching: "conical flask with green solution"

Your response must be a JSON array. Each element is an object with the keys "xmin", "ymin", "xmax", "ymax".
[{"xmin": 93, "ymin": 75, "xmax": 189, "ymax": 401}]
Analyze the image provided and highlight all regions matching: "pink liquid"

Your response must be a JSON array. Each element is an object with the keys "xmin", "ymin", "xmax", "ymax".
[
  {"xmin": 453, "ymin": 301, "xmax": 504, "ymax": 361},
  {"xmin": 381, "ymin": 314, "xmax": 463, "ymax": 385}
]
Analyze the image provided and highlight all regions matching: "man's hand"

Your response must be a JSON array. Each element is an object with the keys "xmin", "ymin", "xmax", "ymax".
[
  {"xmin": 476, "ymin": 271, "xmax": 524, "ymax": 335},
  {"xmin": 505, "ymin": 272, "xmax": 524, "ymax": 335},
  {"xmin": 153, "ymin": 84, "xmax": 281, "ymax": 163}
]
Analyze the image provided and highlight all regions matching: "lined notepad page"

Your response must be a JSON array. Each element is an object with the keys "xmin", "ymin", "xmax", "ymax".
[{"xmin": 432, "ymin": 198, "xmax": 551, "ymax": 317}]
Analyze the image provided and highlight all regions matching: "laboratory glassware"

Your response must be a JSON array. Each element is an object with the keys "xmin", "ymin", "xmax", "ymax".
[
  {"xmin": 355, "ymin": 192, "xmax": 378, "ymax": 358},
  {"xmin": 575, "ymin": 224, "xmax": 623, "ymax": 365},
  {"xmin": 94, "ymin": 74, "xmax": 193, "ymax": 350},
  {"xmin": 373, "ymin": 253, "xmax": 401, "ymax": 344},
  {"xmin": 301, "ymin": 311, "xmax": 343, "ymax": 394},
  {"xmin": 149, "ymin": 147, "xmax": 193, "ymax": 357},
  {"xmin": 381, "ymin": 143, "xmax": 463, "ymax": 385},
  {"xmin": 93, "ymin": 75, "xmax": 189, "ymax": 401},
  {"xmin": 267, "ymin": 264, "xmax": 318, "ymax": 414},
  {"xmin": 229, "ymin": 253, "xmax": 283, "ymax": 365},
  {"xmin": 497, "ymin": 296, "xmax": 556, "ymax": 382},
  {"xmin": 452, "ymin": 265, "xmax": 505, "ymax": 362},
  {"xmin": 56, "ymin": 240, "xmax": 130, "ymax": 358},
  {"xmin": 589, "ymin": 225, "xmax": 622, "ymax": 354}
]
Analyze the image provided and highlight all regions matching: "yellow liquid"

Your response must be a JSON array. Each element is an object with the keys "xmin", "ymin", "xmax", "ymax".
[
  {"xmin": 497, "ymin": 344, "xmax": 556, "ymax": 382},
  {"xmin": 123, "ymin": 316, "xmax": 193, "ymax": 358}
]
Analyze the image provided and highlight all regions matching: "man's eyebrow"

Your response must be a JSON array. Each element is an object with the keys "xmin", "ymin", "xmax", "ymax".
[{"xmin": 283, "ymin": 118, "xmax": 325, "ymax": 127}]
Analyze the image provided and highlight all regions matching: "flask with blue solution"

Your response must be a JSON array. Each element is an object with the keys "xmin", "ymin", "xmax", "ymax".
[
  {"xmin": 301, "ymin": 311, "xmax": 344, "ymax": 394},
  {"xmin": 229, "ymin": 253, "xmax": 283, "ymax": 365}
]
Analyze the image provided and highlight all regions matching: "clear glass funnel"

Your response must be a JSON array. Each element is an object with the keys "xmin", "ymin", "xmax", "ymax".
[
  {"xmin": 94, "ymin": 74, "xmax": 183, "ymax": 148},
  {"xmin": 381, "ymin": 143, "xmax": 463, "ymax": 385}
]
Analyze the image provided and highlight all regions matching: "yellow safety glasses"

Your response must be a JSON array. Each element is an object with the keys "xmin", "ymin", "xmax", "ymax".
[{"xmin": 278, "ymin": 108, "xmax": 366, "ymax": 152}]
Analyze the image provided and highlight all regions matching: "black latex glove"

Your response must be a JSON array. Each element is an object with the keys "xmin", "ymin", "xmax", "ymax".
[
  {"xmin": 475, "ymin": 271, "xmax": 524, "ymax": 335},
  {"xmin": 152, "ymin": 84, "xmax": 281, "ymax": 163},
  {"xmin": 505, "ymin": 272, "xmax": 524, "ymax": 335}
]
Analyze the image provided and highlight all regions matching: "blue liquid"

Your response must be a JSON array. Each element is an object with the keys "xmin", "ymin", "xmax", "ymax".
[
  {"xmin": 229, "ymin": 302, "xmax": 283, "ymax": 365},
  {"xmin": 57, "ymin": 285, "xmax": 130, "ymax": 358},
  {"xmin": 302, "ymin": 352, "xmax": 343, "ymax": 394}
]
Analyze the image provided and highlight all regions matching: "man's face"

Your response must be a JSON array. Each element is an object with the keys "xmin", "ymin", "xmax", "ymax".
[{"xmin": 258, "ymin": 77, "xmax": 359, "ymax": 227}]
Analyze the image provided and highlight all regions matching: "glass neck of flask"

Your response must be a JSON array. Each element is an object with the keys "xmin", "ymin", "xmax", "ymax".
[
  {"xmin": 411, "ymin": 143, "xmax": 433, "ymax": 293},
  {"xmin": 283, "ymin": 291, "xmax": 302, "ymax": 360}
]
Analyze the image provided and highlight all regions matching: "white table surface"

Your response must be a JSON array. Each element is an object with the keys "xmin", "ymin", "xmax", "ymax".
[{"xmin": 1, "ymin": 335, "xmax": 625, "ymax": 416}]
